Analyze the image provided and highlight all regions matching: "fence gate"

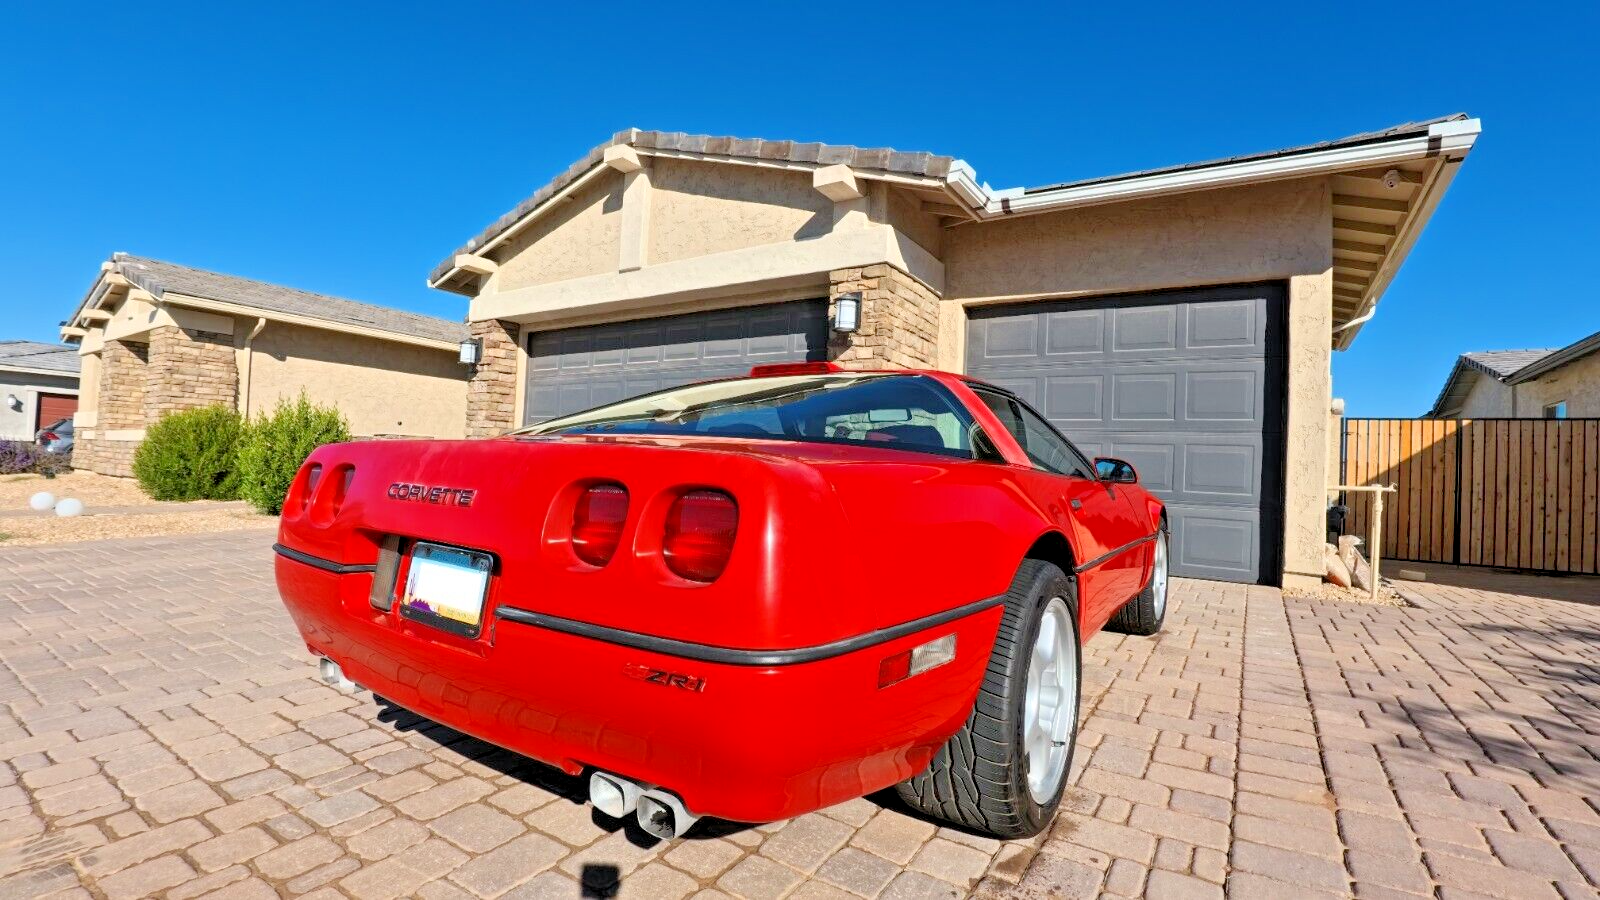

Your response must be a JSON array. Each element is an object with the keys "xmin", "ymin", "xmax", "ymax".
[{"xmin": 1342, "ymin": 418, "xmax": 1600, "ymax": 575}]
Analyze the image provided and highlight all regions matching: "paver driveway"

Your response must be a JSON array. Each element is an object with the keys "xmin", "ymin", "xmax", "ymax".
[{"xmin": 2, "ymin": 531, "xmax": 1598, "ymax": 899}]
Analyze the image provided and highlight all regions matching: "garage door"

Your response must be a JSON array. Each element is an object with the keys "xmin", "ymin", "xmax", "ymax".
[
  {"xmin": 966, "ymin": 285, "xmax": 1286, "ymax": 584},
  {"xmin": 35, "ymin": 393, "xmax": 77, "ymax": 430},
  {"xmin": 524, "ymin": 300, "xmax": 829, "ymax": 424}
]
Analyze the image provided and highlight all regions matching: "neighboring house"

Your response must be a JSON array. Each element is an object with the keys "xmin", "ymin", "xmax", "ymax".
[
  {"xmin": 0, "ymin": 341, "xmax": 80, "ymax": 441},
  {"xmin": 59, "ymin": 254, "xmax": 470, "ymax": 477},
  {"xmin": 431, "ymin": 115, "xmax": 1481, "ymax": 589},
  {"xmin": 1428, "ymin": 329, "xmax": 1600, "ymax": 418}
]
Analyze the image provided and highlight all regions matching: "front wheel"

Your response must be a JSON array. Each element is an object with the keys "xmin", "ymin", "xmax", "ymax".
[
  {"xmin": 1107, "ymin": 528, "xmax": 1169, "ymax": 636},
  {"xmin": 895, "ymin": 559, "xmax": 1082, "ymax": 838}
]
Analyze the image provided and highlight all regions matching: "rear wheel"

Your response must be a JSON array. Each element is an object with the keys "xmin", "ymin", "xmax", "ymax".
[
  {"xmin": 1107, "ymin": 527, "xmax": 1169, "ymax": 636},
  {"xmin": 896, "ymin": 559, "xmax": 1082, "ymax": 838}
]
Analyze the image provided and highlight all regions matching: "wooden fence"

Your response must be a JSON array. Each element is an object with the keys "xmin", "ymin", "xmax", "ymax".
[{"xmin": 1342, "ymin": 418, "xmax": 1600, "ymax": 575}]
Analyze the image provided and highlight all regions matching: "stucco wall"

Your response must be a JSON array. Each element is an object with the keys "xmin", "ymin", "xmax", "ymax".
[
  {"xmin": 648, "ymin": 158, "xmax": 831, "ymax": 264},
  {"xmin": 943, "ymin": 179, "xmax": 1331, "ymax": 303},
  {"xmin": 1513, "ymin": 352, "xmax": 1600, "ymax": 417},
  {"xmin": 493, "ymin": 173, "xmax": 623, "ymax": 292},
  {"xmin": 1455, "ymin": 374, "xmax": 1512, "ymax": 417},
  {"xmin": 0, "ymin": 371, "xmax": 79, "ymax": 440},
  {"xmin": 884, "ymin": 187, "xmax": 944, "ymax": 258},
  {"xmin": 247, "ymin": 323, "xmax": 466, "ymax": 438}
]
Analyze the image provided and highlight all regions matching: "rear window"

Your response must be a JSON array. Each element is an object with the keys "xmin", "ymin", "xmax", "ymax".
[{"xmin": 523, "ymin": 374, "xmax": 977, "ymax": 458}]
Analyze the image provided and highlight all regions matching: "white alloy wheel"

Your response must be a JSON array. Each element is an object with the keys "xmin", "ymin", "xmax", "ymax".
[{"xmin": 1024, "ymin": 597, "xmax": 1077, "ymax": 804}]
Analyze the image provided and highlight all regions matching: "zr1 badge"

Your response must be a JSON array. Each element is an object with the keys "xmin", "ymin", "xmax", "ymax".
[{"xmin": 623, "ymin": 663, "xmax": 707, "ymax": 692}]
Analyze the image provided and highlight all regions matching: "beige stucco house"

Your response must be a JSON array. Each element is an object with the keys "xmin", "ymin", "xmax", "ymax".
[
  {"xmin": 1, "ymin": 341, "xmax": 80, "ymax": 441},
  {"xmin": 1429, "ymin": 330, "xmax": 1600, "ymax": 418},
  {"xmin": 60, "ymin": 254, "xmax": 469, "ymax": 476},
  {"xmin": 431, "ymin": 115, "xmax": 1480, "ymax": 589}
]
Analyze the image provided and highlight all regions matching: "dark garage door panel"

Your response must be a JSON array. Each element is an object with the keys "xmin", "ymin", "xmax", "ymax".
[
  {"xmin": 524, "ymin": 300, "xmax": 827, "ymax": 424},
  {"xmin": 966, "ymin": 285, "xmax": 1286, "ymax": 584}
]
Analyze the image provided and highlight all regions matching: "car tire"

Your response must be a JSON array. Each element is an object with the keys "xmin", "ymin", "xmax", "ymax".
[
  {"xmin": 895, "ymin": 558, "xmax": 1082, "ymax": 838},
  {"xmin": 1106, "ymin": 526, "xmax": 1169, "ymax": 636}
]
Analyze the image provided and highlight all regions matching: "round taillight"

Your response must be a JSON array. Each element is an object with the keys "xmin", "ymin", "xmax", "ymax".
[
  {"xmin": 663, "ymin": 490, "xmax": 738, "ymax": 582},
  {"xmin": 572, "ymin": 484, "xmax": 629, "ymax": 567}
]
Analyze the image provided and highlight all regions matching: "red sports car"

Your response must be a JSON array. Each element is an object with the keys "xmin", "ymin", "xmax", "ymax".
[{"xmin": 273, "ymin": 363, "xmax": 1169, "ymax": 839}]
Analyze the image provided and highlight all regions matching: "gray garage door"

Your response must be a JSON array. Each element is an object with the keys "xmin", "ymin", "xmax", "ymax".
[
  {"xmin": 524, "ymin": 299, "xmax": 829, "ymax": 424},
  {"xmin": 967, "ymin": 285, "xmax": 1286, "ymax": 584}
]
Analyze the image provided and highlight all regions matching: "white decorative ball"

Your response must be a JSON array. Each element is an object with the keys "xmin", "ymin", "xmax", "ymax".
[
  {"xmin": 55, "ymin": 498, "xmax": 85, "ymax": 517},
  {"xmin": 29, "ymin": 491, "xmax": 55, "ymax": 511}
]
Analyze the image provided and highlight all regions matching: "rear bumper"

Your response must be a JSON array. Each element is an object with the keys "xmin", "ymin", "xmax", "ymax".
[{"xmin": 273, "ymin": 549, "xmax": 1003, "ymax": 823}]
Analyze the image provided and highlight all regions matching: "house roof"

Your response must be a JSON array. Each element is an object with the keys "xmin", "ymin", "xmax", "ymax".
[
  {"xmin": 73, "ymin": 254, "xmax": 467, "ymax": 346},
  {"xmin": 1507, "ymin": 329, "xmax": 1600, "ymax": 385},
  {"xmin": 428, "ymin": 129, "xmax": 962, "ymax": 286},
  {"xmin": 0, "ymin": 340, "xmax": 81, "ymax": 376},
  {"xmin": 428, "ymin": 117, "xmax": 1479, "ymax": 352},
  {"xmin": 1022, "ymin": 115, "xmax": 1469, "ymax": 195},
  {"xmin": 1426, "ymin": 337, "xmax": 1599, "ymax": 416}
]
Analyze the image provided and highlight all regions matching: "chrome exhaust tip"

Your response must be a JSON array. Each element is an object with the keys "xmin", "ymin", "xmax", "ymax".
[
  {"xmin": 637, "ymin": 789, "xmax": 699, "ymax": 840},
  {"xmin": 318, "ymin": 657, "xmax": 357, "ymax": 692},
  {"xmin": 589, "ymin": 772, "xmax": 643, "ymax": 819}
]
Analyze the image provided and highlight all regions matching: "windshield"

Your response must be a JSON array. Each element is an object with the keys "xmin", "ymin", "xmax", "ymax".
[{"xmin": 520, "ymin": 373, "xmax": 978, "ymax": 459}]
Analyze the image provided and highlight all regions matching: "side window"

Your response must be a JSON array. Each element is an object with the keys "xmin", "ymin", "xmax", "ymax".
[
  {"xmin": 1014, "ymin": 403, "xmax": 1093, "ymax": 479},
  {"xmin": 973, "ymin": 388, "xmax": 1093, "ymax": 479}
]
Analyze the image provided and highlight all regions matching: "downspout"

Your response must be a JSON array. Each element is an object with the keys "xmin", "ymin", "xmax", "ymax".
[
  {"xmin": 239, "ymin": 317, "xmax": 267, "ymax": 417},
  {"xmin": 1332, "ymin": 307, "xmax": 1377, "ymax": 334}
]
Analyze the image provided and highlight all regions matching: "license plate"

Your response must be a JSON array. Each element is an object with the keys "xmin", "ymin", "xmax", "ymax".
[{"xmin": 398, "ymin": 543, "xmax": 492, "ymax": 639}]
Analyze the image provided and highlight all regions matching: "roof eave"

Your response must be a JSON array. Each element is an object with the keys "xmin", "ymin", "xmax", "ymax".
[
  {"xmin": 157, "ymin": 293, "xmax": 462, "ymax": 352},
  {"xmin": 1507, "ymin": 331, "xmax": 1600, "ymax": 384}
]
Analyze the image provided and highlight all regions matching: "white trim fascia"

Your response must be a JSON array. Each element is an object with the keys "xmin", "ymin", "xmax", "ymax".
[
  {"xmin": 967, "ymin": 120, "xmax": 1481, "ymax": 218},
  {"xmin": 470, "ymin": 224, "xmax": 944, "ymax": 325},
  {"xmin": 931, "ymin": 119, "xmax": 1483, "ymax": 220},
  {"xmin": 157, "ymin": 294, "xmax": 461, "ymax": 352}
]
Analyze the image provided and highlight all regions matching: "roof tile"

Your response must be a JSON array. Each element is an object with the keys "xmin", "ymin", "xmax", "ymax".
[{"xmin": 110, "ymin": 255, "xmax": 466, "ymax": 344}]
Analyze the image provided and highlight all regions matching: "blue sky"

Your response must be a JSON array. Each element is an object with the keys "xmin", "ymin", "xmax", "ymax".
[{"xmin": 2, "ymin": 2, "xmax": 1593, "ymax": 417}]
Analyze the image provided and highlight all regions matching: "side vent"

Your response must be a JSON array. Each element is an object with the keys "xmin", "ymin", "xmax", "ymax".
[{"xmin": 368, "ymin": 535, "xmax": 404, "ymax": 611}]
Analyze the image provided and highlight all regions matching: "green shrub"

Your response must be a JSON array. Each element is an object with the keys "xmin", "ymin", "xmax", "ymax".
[
  {"xmin": 239, "ymin": 394, "xmax": 350, "ymax": 514},
  {"xmin": 132, "ymin": 406, "xmax": 244, "ymax": 500}
]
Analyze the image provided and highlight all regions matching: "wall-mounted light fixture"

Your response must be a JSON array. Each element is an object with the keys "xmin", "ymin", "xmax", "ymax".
[
  {"xmin": 5, "ymin": 394, "xmax": 21, "ymax": 412},
  {"xmin": 832, "ymin": 293, "xmax": 862, "ymax": 333},
  {"xmin": 458, "ymin": 338, "xmax": 483, "ymax": 367}
]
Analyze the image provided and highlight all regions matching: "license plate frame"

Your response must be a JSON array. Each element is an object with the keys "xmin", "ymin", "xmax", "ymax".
[{"xmin": 397, "ymin": 542, "xmax": 494, "ymax": 639}]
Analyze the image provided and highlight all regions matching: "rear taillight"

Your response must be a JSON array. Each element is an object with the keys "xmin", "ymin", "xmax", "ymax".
[
  {"xmin": 299, "ymin": 463, "xmax": 323, "ymax": 513},
  {"xmin": 41, "ymin": 432, "xmax": 57, "ymax": 443},
  {"xmin": 662, "ymin": 490, "xmax": 738, "ymax": 582},
  {"xmin": 572, "ymin": 484, "xmax": 629, "ymax": 567}
]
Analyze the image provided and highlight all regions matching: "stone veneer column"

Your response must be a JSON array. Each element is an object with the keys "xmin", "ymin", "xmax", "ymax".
[
  {"xmin": 76, "ymin": 339, "xmax": 151, "ymax": 476},
  {"xmin": 144, "ymin": 325, "xmax": 239, "ymax": 418},
  {"xmin": 465, "ymin": 319, "xmax": 520, "ymax": 437},
  {"xmin": 827, "ymin": 263, "xmax": 940, "ymax": 369}
]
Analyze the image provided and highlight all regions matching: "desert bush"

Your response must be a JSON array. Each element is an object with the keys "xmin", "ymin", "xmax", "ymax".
[
  {"xmin": 132, "ymin": 406, "xmax": 244, "ymax": 500},
  {"xmin": 0, "ymin": 441, "xmax": 36, "ymax": 475},
  {"xmin": 238, "ymin": 394, "xmax": 350, "ymax": 514}
]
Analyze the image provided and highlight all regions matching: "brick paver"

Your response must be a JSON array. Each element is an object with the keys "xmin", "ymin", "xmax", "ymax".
[{"xmin": 4, "ymin": 530, "xmax": 1598, "ymax": 899}]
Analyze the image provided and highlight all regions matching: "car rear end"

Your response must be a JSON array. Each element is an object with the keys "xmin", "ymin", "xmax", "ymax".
[{"xmin": 273, "ymin": 434, "xmax": 1003, "ymax": 824}]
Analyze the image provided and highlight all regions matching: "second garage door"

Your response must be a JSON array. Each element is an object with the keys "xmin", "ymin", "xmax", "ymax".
[
  {"xmin": 966, "ymin": 285, "xmax": 1287, "ymax": 584},
  {"xmin": 524, "ymin": 300, "xmax": 829, "ymax": 425}
]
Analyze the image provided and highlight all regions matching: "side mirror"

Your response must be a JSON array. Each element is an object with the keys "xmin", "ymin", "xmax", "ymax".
[{"xmin": 1095, "ymin": 457, "xmax": 1138, "ymax": 484}]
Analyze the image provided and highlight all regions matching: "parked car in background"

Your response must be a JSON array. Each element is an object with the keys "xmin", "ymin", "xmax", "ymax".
[
  {"xmin": 272, "ymin": 363, "xmax": 1169, "ymax": 839},
  {"xmin": 35, "ymin": 416, "xmax": 73, "ymax": 454}
]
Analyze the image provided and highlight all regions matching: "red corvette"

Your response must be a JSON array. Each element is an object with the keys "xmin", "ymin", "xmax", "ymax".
[{"xmin": 273, "ymin": 363, "xmax": 1168, "ymax": 839}]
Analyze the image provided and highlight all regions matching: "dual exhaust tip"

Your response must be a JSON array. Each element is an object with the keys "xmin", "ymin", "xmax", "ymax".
[{"xmin": 589, "ymin": 771, "xmax": 698, "ymax": 840}]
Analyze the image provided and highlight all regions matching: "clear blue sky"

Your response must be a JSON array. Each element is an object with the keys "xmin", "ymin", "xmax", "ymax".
[{"xmin": 2, "ymin": 2, "xmax": 1593, "ymax": 417}]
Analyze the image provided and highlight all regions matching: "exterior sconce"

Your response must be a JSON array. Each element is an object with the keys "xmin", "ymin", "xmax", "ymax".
[
  {"xmin": 458, "ymin": 338, "xmax": 483, "ymax": 367},
  {"xmin": 833, "ymin": 294, "xmax": 861, "ymax": 333}
]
